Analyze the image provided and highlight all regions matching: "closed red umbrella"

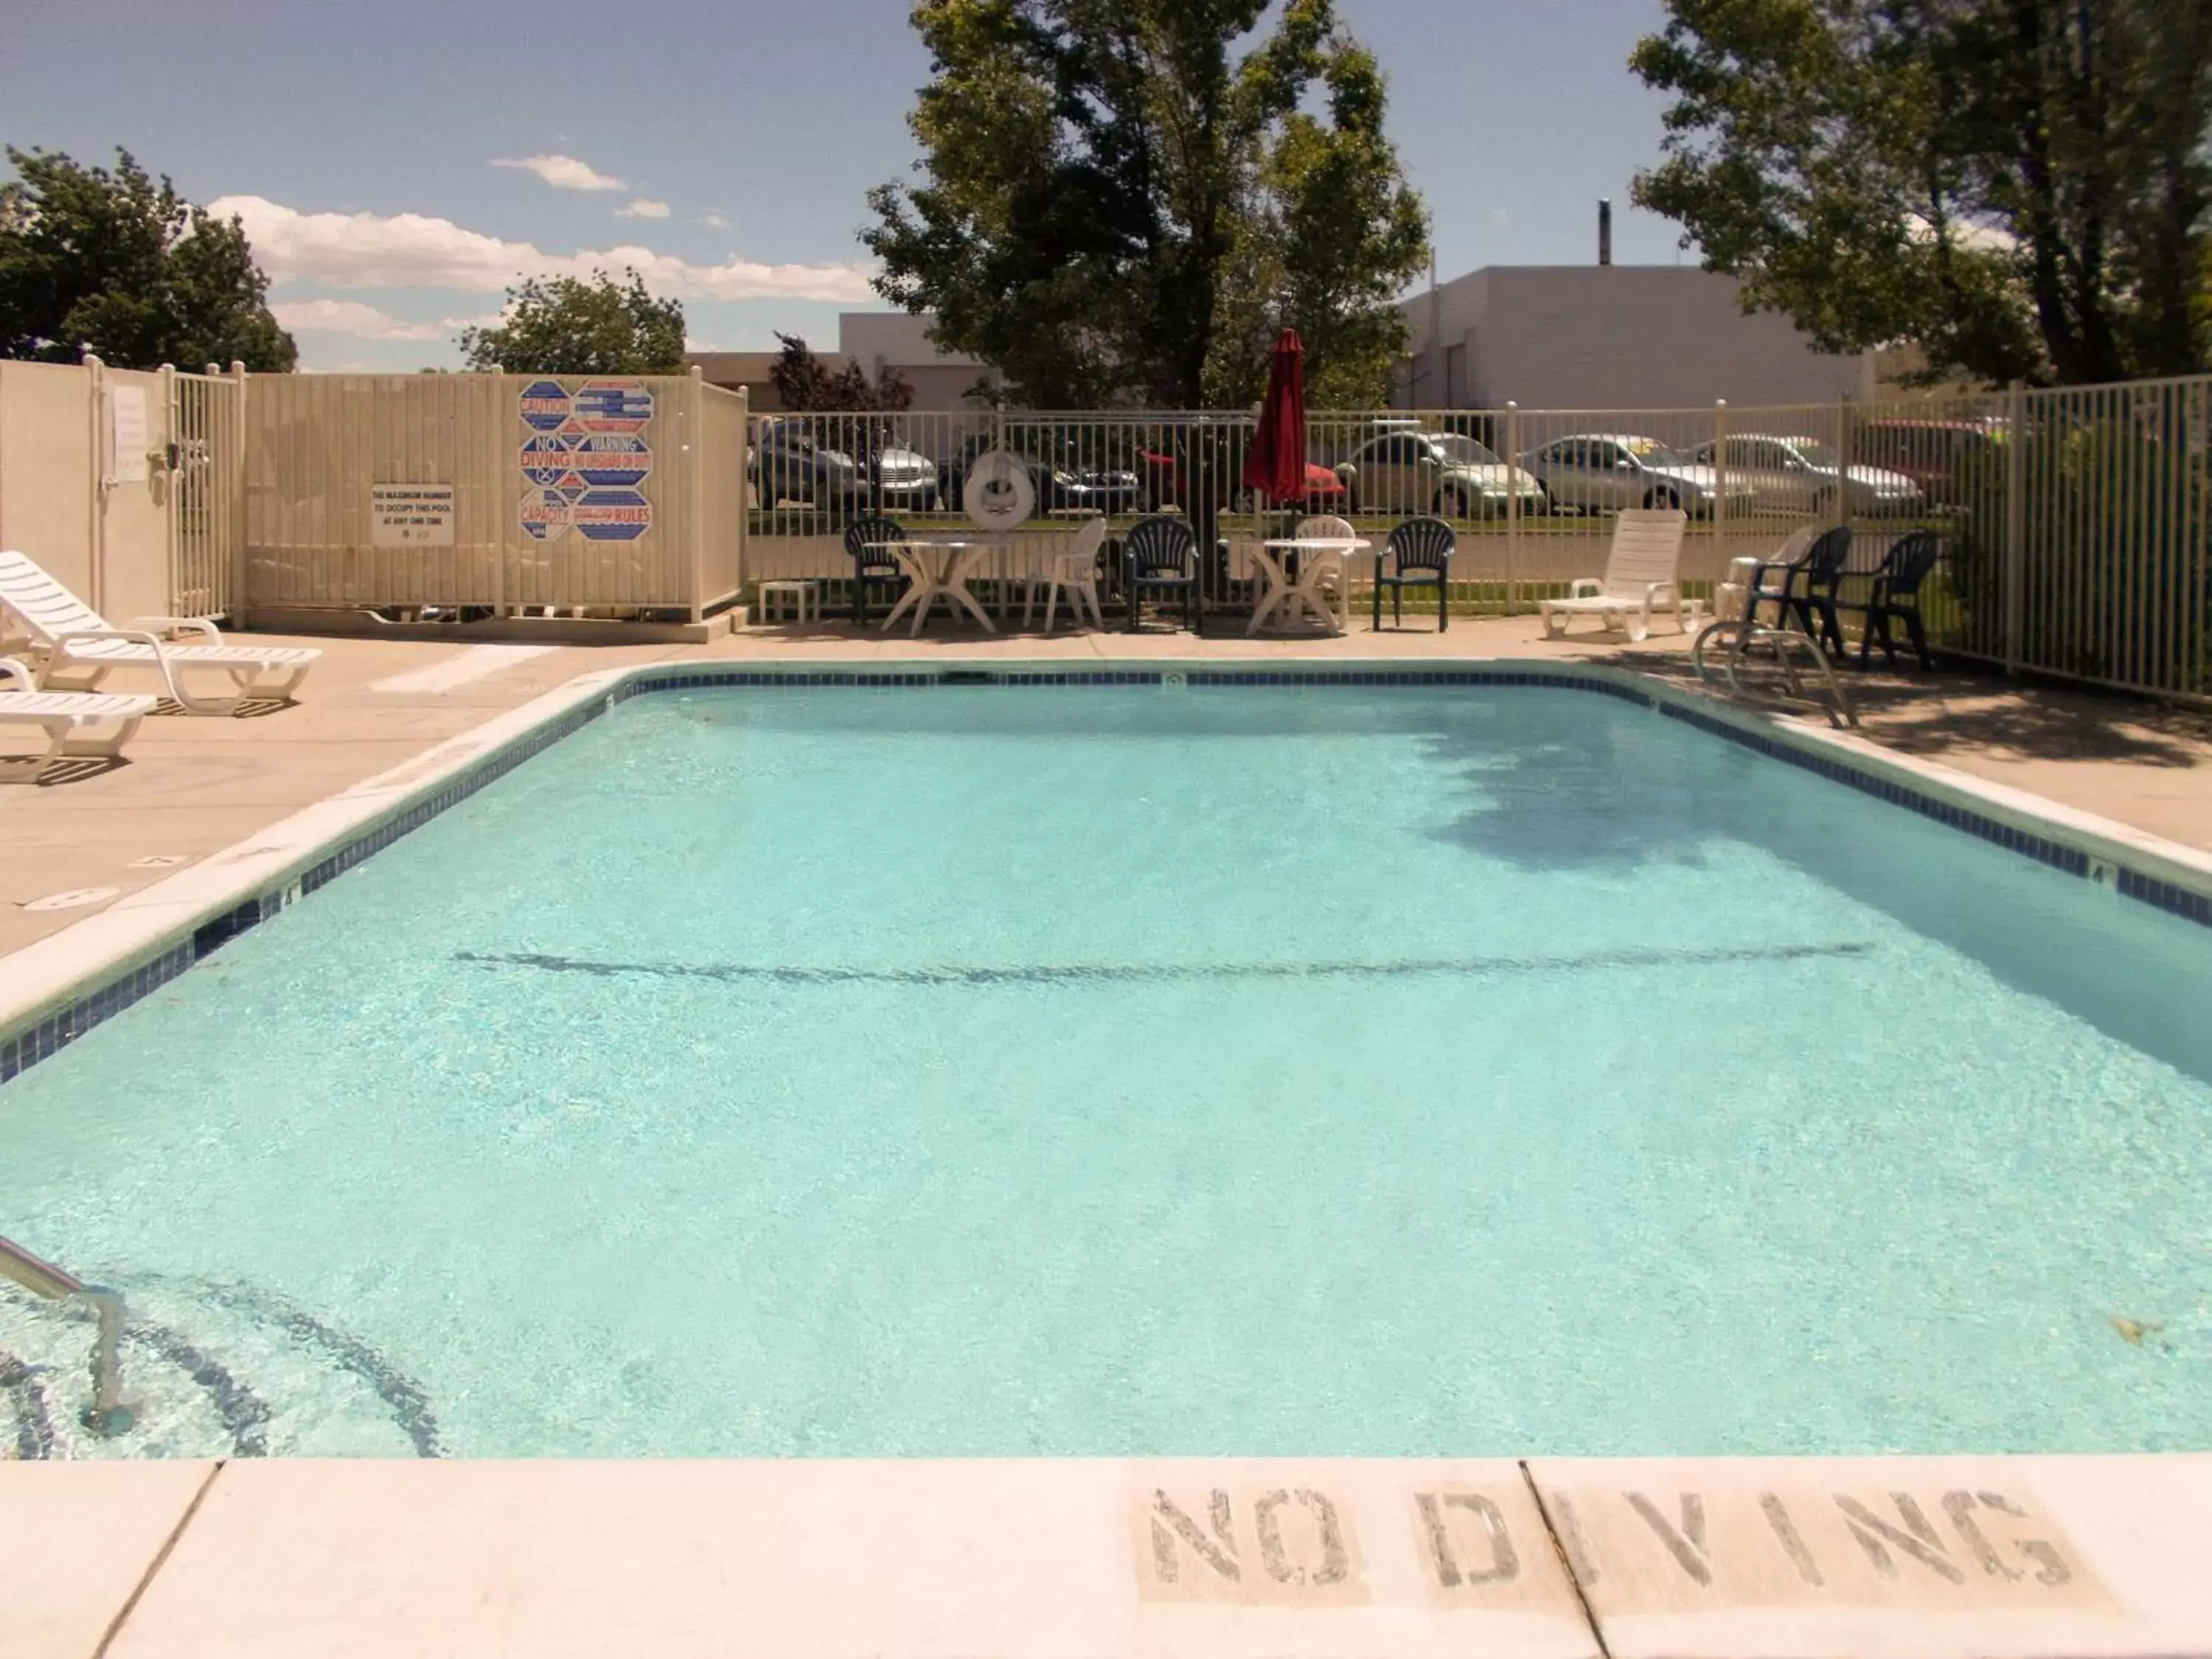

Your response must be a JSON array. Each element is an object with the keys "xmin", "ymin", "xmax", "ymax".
[{"xmin": 1242, "ymin": 327, "xmax": 1308, "ymax": 506}]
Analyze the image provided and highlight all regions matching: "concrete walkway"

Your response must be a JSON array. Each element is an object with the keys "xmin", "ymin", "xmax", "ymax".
[{"xmin": 4, "ymin": 615, "xmax": 2209, "ymax": 959}]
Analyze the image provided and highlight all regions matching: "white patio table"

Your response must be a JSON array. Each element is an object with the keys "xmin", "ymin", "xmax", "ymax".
[
  {"xmin": 869, "ymin": 539, "xmax": 999, "ymax": 636},
  {"xmin": 1249, "ymin": 537, "xmax": 1370, "ymax": 636}
]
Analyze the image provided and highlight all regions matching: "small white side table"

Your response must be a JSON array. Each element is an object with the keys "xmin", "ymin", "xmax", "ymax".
[{"xmin": 756, "ymin": 580, "xmax": 818, "ymax": 625}]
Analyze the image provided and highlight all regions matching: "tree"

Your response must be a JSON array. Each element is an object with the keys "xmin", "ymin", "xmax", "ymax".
[
  {"xmin": 1630, "ymin": 0, "xmax": 2212, "ymax": 387},
  {"xmin": 0, "ymin": 147, "xmax": 295, "ymax": 370},
  {"xmin": 459, "ymin": 269, "xmax": 684, "ymax": 375},
  {"xmin": 768, "ymin": 332, "xmax": 914, "ymax": 410},
  {"xmin": 863, "ymin": 0, "xmax": 1428, "ymax": 407}
]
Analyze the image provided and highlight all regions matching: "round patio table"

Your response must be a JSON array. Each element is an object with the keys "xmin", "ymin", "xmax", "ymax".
[
  {"xmin": 867, "ymin": 539, "xmax": 999, "ymax": 636},
  {"xmin": 1249, "ymin": 537, "xmax": 1369, "ymax": 635}
]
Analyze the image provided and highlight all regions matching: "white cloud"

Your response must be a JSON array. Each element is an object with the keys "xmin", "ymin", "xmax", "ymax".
[
  {"xmin": 684, "ymin": 337, "xmax": 721, "ymax": 352},
  {"xmin": 214, "ymin": 195, "xmax": 880, "ymax": 302},
  {"xmin": 299, "ymin": 361, "xmax": 377, "ymax": 375},
  {"xmin": 492, "ymin": 154, "xmax": 625, "ymax": 192},
  {"xmin": 1489, "ymin": 208, "xmax": 1509, "ymax": 229},
  {"xmin": 441, "ymin": 312, "xmax": 505, "ymax": 330},
  {"xmin": 269, "ymin": 298, "xmax": 445, "ymax": 340},
  {"xmin": 698, "ymin": 210, "xmax": 731, "ymax": 230},
  {"xmin": 617, "ymin": 198, "xmax": 670, "ymax": 220}
]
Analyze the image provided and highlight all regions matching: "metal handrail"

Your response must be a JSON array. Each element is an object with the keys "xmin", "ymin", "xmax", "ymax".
[{"xmin": 0, "ymin": 1234, "xmax": 128, "ymax": 1435}]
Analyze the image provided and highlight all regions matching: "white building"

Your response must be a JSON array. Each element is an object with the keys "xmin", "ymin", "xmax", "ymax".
[{"xmin": 1400, "ymin": 265, "xmax": 1870, "ymax": 411}]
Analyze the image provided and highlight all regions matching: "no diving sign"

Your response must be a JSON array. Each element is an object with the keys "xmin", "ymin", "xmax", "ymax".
[{"xmin": 516, "ymin": 378, "xmax": 655, "ymax": 542}]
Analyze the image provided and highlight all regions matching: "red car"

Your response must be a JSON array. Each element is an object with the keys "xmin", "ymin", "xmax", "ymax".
[{"xmin": 1138, "ymin": 442, "xmax": 1349, "ymax": 513}]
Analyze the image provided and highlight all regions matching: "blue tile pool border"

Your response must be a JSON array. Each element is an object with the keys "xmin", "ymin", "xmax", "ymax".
[{"xmin": 4, "ymin": 661, "xmax": 2205, "ymax": 1084}]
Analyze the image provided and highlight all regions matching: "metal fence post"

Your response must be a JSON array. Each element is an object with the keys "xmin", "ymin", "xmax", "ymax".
[
  {"xmin": 2003, "ymin": 378, "xmax": 2026, "ymax": 674},
  {"xmin": 688, "ymin": 364, "xmax": 706, "ymax": 622},
  {"xmin": 158, "ymin": 363, "xmax": 178, "ymax": 614},
  {"xmin": 735, "ymin": 384, "xmax": 750, "ymax": 614},
  {"xmin": 1503, "ymin": 401, "xmax": 1520, "ymax": 615},
  {"xmin": 84, "ymin": 352, "xmax": 108, "ymax": 616},
  {"xmin": 229, "ymin": 361, "xmax": 247, "ymax": 622},
  {"xmin": 1712, "ymin": 399, "xmax": 1729, "ymax": 566}
]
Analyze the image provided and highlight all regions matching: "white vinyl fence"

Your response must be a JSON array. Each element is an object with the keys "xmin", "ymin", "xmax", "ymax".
[{"xmin": 745, "ymin": 383, "xmax": 2212, "ymax": 703}]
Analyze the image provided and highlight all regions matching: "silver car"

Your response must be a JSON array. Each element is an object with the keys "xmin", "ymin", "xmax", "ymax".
[
  {"xmin": 1516, "ymin": 432, "xmax": 1757, "ymax": 518},
  {"xmin": 1684, "ymin": 434, "xmax": 1923, "ymax": 518},
  {"xmin": 1334, "ymin": 431, "xmax": 1545, "ymax": 517}
]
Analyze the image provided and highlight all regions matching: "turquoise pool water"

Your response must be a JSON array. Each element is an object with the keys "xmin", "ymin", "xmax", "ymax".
[{"xmin": 4, "ymin": 684, "xmax": 2211, "ymax": 1459}]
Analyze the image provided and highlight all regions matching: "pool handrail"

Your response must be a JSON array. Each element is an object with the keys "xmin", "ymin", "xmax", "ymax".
[{"xmin": 0, "ymin": 1234, "xmax": 128, "ymax": 1435}]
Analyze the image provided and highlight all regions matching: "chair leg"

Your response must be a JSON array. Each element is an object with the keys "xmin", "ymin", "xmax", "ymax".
[
  {"xmin": 1905, "ymin": 610, "xmax": 1931, "ymax": 669},
  {"xmin": 1439, "ymin": 582, "xmax": 1448, "ymax": 633},
  {"xmin": 1371, "ymin": 580, "xmax": 1382, "ymax": 632}
]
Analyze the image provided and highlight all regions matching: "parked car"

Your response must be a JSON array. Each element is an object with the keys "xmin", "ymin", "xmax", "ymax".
[
  {"xmin": 1682, "ymin": 434, "xmax": 1923, "ymax": 517},
  {"xmin": 1852, "ymin": 419, "xmax": 2006, "ymax": 512},
  {"xmin": 939, "ymin": 428, "xmax": 1141, "ymax": 515},
  {"xmin": 1514, "ymin": 432, "xmax": 1757, "ymax": 518},
  {"xmin": 750, "ymin": 418, "xmax": 939, "ymax": 512},
  {"xmin": 1333, "ymin": 430, "xmax": 1545, "ymax": 517}
]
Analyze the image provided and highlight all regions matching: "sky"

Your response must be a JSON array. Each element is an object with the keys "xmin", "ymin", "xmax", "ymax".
[{"xmin": 3, "ymin": 0, "xmax": 1686, "ymax": 371}]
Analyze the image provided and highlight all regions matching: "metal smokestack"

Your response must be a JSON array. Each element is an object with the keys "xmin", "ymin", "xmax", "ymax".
[{"xmin": 1599, "ymin": 199, "xmax": 1613, "ymax": 265}]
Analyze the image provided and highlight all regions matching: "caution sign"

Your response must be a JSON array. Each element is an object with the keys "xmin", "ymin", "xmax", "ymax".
[{"xmin": 518, "ymin": 378, "xmax": 654, "ymax": 542}]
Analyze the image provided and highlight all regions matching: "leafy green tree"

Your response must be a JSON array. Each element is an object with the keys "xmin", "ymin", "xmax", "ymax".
[
  {"xmin": 864, "ymin": 0, "xmax": 1428, "ymax": 407},
  {"xmin": 0, "ymin": 147, "xmax": 295, "ymax": 370},
  {"xmin": 1630, "ymin": 0, "xmax": 2212, "ymax": 387},
  {"xmin": 459, "ymin": 269, "xmax": 684, "ymax": 375},
  {"xmin": 768, "ymin": 332, "xmax": 914, "ymax": 410}
]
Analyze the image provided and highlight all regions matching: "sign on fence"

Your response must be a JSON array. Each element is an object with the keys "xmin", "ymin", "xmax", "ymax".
[
  {"xmin": 514, "ymin": 378, "xmax": 655, "ymax": 543},
  {"xmin": 369, "ymin": 484, "xmax": 456, "ymax": 546}
]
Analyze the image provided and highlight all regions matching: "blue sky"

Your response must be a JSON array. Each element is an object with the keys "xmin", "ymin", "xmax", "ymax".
[{"xmin": 4, "ymin": 0, "xmax": 1684, "ymax": 369}]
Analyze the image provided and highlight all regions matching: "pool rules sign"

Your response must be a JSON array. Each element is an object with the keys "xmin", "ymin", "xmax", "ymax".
[{"xmin": 515, "ymin": 378, "xmax": 655, "ymax": 543}]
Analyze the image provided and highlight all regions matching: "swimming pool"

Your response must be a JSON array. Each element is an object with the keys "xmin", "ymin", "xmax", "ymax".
[{"xmin": 3, "ymin": 678, "xmax": 2210, "ymax": 1460}]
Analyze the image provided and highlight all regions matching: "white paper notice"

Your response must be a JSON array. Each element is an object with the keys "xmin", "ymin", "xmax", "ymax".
[
  {"xmin": 109, "ymin": 386, "xmax": 149, "ymax": 484},
  {"xmin": 369, "ymin": 484, "xmax": 457, "ymax": 547}
]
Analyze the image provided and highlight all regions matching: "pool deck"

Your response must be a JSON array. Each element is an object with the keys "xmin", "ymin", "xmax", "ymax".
[
  {"xmin": 11, "ymin": 1453, "xmax": 2212, "ymax": 1657},
  {"xmin": 7, "ymin": 616, "xmax": 2212, "ymax": 1655}
]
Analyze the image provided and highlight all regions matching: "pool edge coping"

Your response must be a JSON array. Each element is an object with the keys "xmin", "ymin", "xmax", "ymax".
[{"xmin": 4, "ymin": 655, "xmax": 2210, "ymax": 1080}]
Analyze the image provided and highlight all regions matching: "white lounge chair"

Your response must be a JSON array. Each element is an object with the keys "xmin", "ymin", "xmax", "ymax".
[
  {"xmin": 0, "ymin": 657, "xmax": 156, "ymax": 780},
  {"xmin": 1539, "ymin": 509, "xmax": 1692, "ymax": 641},
  {"xmin": 0, "ymin": 549, "xmax": 320, "ymax": 713}
]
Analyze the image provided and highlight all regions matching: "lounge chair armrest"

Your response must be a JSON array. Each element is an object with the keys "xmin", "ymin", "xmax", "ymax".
[
  {"xmin": 0, "ymin": 656, "xmax": 37, "ymax": 692},
  {"xmin": 131, "ymin": 615, "xmax": 223, "ymax": 641},
  {"xmin": 55, "ymin": 627, "xmax": 168, "ymax": 651},
  {"xmin": 1568, "ymin": 578, "xmax": 1603, "ymax": 598},
  {"xmin": 1644, "ymin": 580, "xmax": 1679, "ymax": 601}
]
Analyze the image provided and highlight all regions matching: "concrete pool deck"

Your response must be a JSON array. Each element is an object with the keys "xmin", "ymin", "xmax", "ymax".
[
  {"xmin": 5, "ymin": 613, "xmax": 2209, "ymax": 960},
  {"xmin": 7, "ymin": 619, "xmax": 2212, "ymax": 1655},
  {"xmin": 10, "ymin": 1453, "xmax": 2212, "ymax": 1657}
]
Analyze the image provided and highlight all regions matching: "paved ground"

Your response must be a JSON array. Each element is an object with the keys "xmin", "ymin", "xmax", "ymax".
[{"xmin": 4, "ymin": 612, "xmax": 2209, "ymax": 959}]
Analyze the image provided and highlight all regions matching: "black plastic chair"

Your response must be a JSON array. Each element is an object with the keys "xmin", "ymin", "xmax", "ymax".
[
  {"xmin": 1747, "ymin": 524, "xmax": 1852, "ymax": 655},
  {"xmin": 1840, "ymin": 530, "xmax": 1944, "ymax": 669},
  {"xmin": 1372, "ymin": 516, "xmax": 1457, "ymax": 631},
  {"xmin": 842, "ymin": 516, "xmax": 908, "ymax": 627},
  {"xmin": 1122, "ymin": 515, "xmax": 1200, "ymax": 633}
]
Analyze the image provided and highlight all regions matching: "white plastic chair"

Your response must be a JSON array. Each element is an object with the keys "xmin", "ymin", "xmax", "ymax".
[
  {"xmin": 1537, "ymin": 509, "xmax": 1691, "ymax": 641},
  {"xmin": 0, "ymin": 656, "xmax": 156, "ymax": 780},
  {"xmin": 0, "ymin": 549, "xmax": 320, "ymax": 713},
  {"xmin": 1020, "ymin": 516, "xmax": 1107, "ymax": 631}
]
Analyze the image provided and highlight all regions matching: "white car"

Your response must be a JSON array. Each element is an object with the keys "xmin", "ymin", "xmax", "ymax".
[
  {"xmin": 1516, "ymin": 433, "xmax": 1757, "ymax": 518},
  {"xmin": 1686, "ymin": 434, "xmax": 1923, "ymax": 518}
]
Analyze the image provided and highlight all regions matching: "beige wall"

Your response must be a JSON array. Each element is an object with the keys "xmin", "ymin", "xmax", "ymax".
[{"xmin": 245, "ymin": 370, "xmax": 745, "ymax": 616}]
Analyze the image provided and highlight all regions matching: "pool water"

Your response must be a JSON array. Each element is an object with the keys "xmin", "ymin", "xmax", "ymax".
[{"xmin": 4, "ymin": 684, "xmax": 2211, "ymax": 1460}]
